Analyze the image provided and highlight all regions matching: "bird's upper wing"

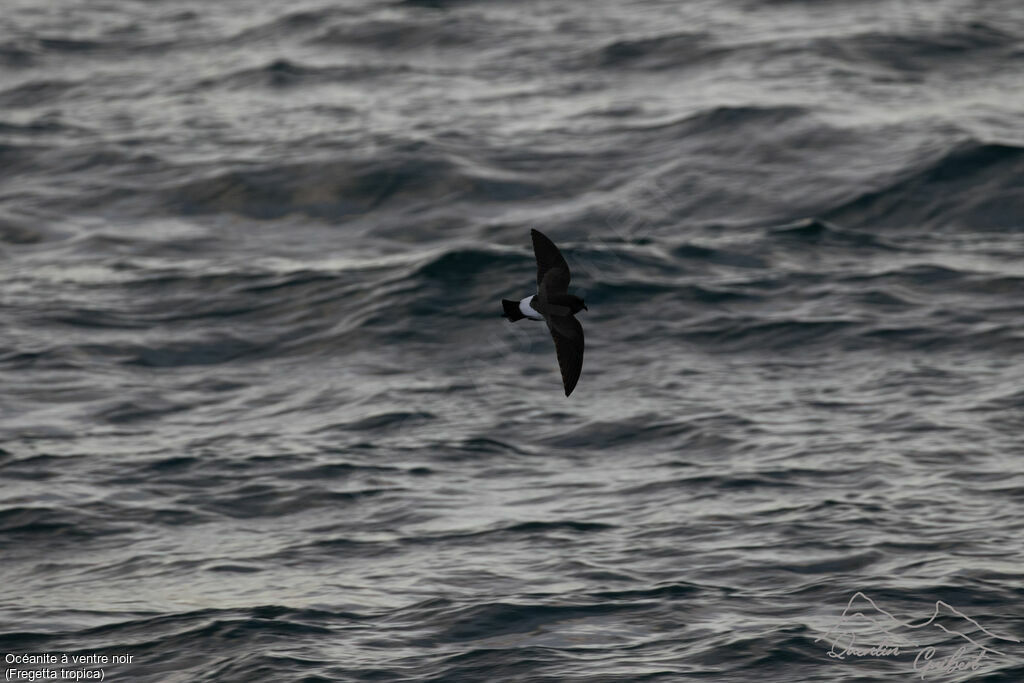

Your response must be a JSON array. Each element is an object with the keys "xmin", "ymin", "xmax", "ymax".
[
  {"xmin": 544, "ymin": 313, "xmax": 584, "ymax": 397},
  {"xmin": 532, "ymin": 229, "xmax": 571, "ymax": 294}
]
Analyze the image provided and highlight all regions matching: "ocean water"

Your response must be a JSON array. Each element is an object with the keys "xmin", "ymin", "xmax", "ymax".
[{"xmin": 2, "ymin": 0, "xmax": 1024, "ymax": 681}]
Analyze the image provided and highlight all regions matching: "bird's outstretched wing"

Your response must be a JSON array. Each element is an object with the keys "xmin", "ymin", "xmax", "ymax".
[
  {"xmin": 532, "ymin": 229, "xmax": 571, "ymax": 294},
  {"xmin": 545, "ymin": 313, "xmax": 584, "ymax": 396}
]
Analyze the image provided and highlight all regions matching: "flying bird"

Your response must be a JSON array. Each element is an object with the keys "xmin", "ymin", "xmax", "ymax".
[{"xmin": 502, "ymin": 229, "xmax": 587, "ymax": 396}]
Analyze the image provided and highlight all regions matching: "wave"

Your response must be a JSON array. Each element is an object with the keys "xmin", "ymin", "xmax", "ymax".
[
  {"xmin": 311, "ymin": 17, "xmax": 482, "ymax": 51},
  {"xmin": 413, "ymin": 247, "xmax": 525, "ymax": 283},
  {"xmin": 10, "ymin": 223, "xmax": 1023, "ymax": 370},
  {"xmin": 0, "ymin": 79, "xmax": 78, "ymax": 108},
  {"xmin": 611, "ymin": 104, "xmax": 812, "ymax": 140},
  {"xmin": 196, "ymin": 58, "xmax": 409, "ymax": 91},
  {"xmin": 165, "ymin": 153, "xmax": 545, "ymax": 219},
  {"xmin": 824, "ymin": 139, "xmax": 1024, "ymax": 230},
  {"xmin": 810, "ymin": 22, "xmax": 1020, "ymax": 73},
  {"xmin": 226, "ymin": 8, "xmax": 347, "ymax": 43},
  {"xmin": 767, "ymin": 217, "xmax": 898, "ymax": 250},
  {"xmin": 0, "ymin": 41, "xmax": 34, "ymax": 67},
  {"xmin": 591, "ymin": 31, "xmax": 722, "ymax": 70},
  {"xmin": 0, "ymin": 213, "xmax": 53, "ymax": 244},
  {"xmin": 0, "ymin": 505, "xmax": 126, "ymax": 544}
]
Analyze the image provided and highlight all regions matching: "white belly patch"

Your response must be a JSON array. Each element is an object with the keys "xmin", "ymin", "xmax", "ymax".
[{"xmin": 519, "ymin": 296, "xmax": 543, "ymax": 320}]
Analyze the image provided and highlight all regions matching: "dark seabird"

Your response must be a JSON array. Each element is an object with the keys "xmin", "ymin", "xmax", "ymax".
[{"xmin": 502, "ymin": 229, "xmax": 587, "ymax": 396}]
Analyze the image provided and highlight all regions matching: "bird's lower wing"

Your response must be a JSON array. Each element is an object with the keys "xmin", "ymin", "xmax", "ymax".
[{"xmin": 545, "ymin": 314, "xmax": 584, "ymax": 396}]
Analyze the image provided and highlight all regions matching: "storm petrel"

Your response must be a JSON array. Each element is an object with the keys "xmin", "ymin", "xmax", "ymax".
[{"xmin": 502, "ymin": 229, "xmax": 587, "ymax": 396}]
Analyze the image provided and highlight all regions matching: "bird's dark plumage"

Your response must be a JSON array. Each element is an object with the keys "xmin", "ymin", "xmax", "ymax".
[
  {"xmin": 501, "ymin": 229, "xmax": 586, "ymax": 396},
  {"xmin": 532, "ymin": 229, "xmax": 571, "ymax": 293},
  {"xmin": 546, "ymin": 310, "xmax": 584, "ymax": 397},
  {"xmin": 501, "ymin": 298, "xmax": 526, "ymax": 321}
]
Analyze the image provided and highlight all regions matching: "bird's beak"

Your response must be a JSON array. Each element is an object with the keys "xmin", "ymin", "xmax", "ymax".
[{"xmin": 583, "ymin": 304, "xmax": 588, "ymax": 311}]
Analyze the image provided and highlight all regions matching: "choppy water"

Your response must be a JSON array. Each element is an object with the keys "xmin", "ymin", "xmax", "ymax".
[{"xmin": 3, "ymin": 1, "xmax": 1024, "ymax": 681}]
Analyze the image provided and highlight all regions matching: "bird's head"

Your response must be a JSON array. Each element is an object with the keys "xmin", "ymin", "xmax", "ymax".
[{"xmin": 568, "ymin": 295, "xmax": 587, "ymax": 314}]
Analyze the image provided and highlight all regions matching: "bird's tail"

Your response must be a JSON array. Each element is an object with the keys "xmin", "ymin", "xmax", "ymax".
[{"xmin": 502, "ymin": 299, "xmax": 525, "ymax": 322}]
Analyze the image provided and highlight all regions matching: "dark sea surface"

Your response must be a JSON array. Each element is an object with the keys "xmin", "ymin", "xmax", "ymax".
[{"xmin": 2, "ymin": 1, "xmax": 1024, "ymax": 681}]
